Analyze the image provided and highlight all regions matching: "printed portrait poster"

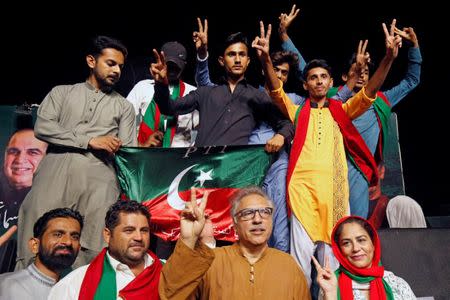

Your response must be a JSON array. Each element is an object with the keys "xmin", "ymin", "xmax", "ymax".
[{"xmin": 0, "ymin": 105, "xmax": 42, "ymax": 273}]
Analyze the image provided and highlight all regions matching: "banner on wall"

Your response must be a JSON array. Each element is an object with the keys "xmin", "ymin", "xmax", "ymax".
[{"xmin": 0, "ymin": 104, "xmax": 43, "ymax": 273}]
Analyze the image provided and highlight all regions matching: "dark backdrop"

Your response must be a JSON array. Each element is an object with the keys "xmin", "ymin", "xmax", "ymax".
[{"xmin": 0, "ymin": 1, "xmax": 448, "ymax": 217}]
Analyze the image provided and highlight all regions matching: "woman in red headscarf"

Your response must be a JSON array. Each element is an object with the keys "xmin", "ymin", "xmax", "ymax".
[{"xmin": 312, "ymin": 216, "xmax": 416, "ymax": 299}]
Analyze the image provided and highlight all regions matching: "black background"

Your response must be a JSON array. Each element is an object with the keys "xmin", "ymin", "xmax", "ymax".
[{"xmin": 0, "ymin": 1, "xmax": 448, "ymax": 217}]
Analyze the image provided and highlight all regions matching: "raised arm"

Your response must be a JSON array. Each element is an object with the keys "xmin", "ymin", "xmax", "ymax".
[
  {"xmin": 193, "ymin": 17, "xmax": 208, "ymax": 60},
  {"xmin": 384, "ymin": 25, "xmax": 422, "ymax": 106},
  {"xmin": 253, "ymin": 22, "xmax": 278, "ymax": 91},
  {"xmin": 365, "ymin": 19, "xmax": 402, "ymax": 98},
  {"xmin": 344, "ymin": 40, "xmax": 370, "ymax": 93},
  {"xmin": 151, "ymin": 49, "xmax": 199, "ymax": 115},
  {"xmin": 278, "ymin": 4, "xmax": 307, "ymax": 73},
  {"xmin": 342, "ymin": 39, "xmax": 378, "ymax": 119},
  {"xmin": 254, "ymin": 21, "xmax": 299, "ymax": 121},
  {"xmin": 193, "ymin": 18, "xmax": 215, "ymax": 87},
  {"xmin": 159, "ymin": 188, "xmax": 214, "ymax": 300},
  {"xmin": 180, "ymin": 188, "xmax": 209, "ymax": 249},
  {"xmin": 278, "ymin": 4, "xmax": 299, "ymax": 43},
  {"xmin": 344, "ymin": 20, "xmax": 402, "ymax": 119}
]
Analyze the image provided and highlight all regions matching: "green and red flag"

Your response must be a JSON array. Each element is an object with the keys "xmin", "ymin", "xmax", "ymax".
[{"xmin": 115, "ymin": 145, "xmax": 273, "ymax": 242}]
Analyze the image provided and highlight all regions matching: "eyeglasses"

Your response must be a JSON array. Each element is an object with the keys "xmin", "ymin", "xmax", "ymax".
[{"xmin": 234, "ymin": 207, "xmax": 273, "ymax": 221}]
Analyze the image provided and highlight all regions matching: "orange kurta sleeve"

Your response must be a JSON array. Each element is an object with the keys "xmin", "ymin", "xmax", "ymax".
[
  {"xmin": 159, "ymin": 240, "xmax": 215, "ymax": 300},
  {"xmin": 342, "ymin": 86, "xmax": 376, "ymax": 120},
  {"xmin": 267, "ymin": 81, "xmax": 300, "ymax": 123}
]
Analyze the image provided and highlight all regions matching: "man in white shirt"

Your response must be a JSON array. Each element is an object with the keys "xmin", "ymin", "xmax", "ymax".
[
  {"xmin": 127, "ymin": 41, "xmax": 198, "ymax": 147},
  {"xmin": 48, "ymin": 200, "xmax": 162, "ymax": 300}
]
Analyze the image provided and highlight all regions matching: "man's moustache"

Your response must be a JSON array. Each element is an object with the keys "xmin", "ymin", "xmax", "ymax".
[{"xmin": 53, "ymin": 245, "xmax": 74, "ymax": 254}]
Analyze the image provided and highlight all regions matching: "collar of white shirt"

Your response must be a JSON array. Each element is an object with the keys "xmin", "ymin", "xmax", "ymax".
[{"xmin": 106, "ymin": 250, "xmax": 154, "ymax": 295}]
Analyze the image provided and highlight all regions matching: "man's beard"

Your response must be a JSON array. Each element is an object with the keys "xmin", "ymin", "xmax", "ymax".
[
  {"xmin": 38, "ymin": 244, "xmax": 77, "ymax": 273},
  {"xmin": 93, "ymin": 69, "xmax": 117, "ymax": 92}
]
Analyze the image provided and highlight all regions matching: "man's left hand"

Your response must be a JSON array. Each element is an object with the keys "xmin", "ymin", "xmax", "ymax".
[{"xmin": 265, "ymin": 133, "xmax": 284, "ymax": 153}]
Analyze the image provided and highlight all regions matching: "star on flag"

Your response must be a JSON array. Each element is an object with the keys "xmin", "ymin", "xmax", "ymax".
[{"xmin": 195, "ymin": 169, "xmax": 213, "ymax": 186}]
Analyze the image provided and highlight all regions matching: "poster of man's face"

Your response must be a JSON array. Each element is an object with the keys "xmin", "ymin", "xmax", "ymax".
[{"xmin": 3, "ymin": 129, "xmax": 47, "ymax": 190}]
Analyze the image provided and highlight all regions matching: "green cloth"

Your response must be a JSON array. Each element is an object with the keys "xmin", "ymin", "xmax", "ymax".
[
  {"xmin": 335, "ymin": 266, "xmax": 395, "ymax": 300},
  {"xmin": 93, "ymin": 255, "xmax": 117, "ymax": 300}
]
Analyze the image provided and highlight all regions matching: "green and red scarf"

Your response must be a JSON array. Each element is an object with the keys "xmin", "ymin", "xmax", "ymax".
[
  {"xmin": 332, "ymin": 216, "xmax": 394, "ymax": 300},
  {"xmin": 138, "ymin": 81, "xmax": 186, "ymax": 147},
  {"xmin": 286, "ymin": 98, "xmax": 378, "ymax": 215},
  {"xmin": 78, "ymin": 248, "xmax": 162, "ymax": 300},
  {"xmin": 328, "ymin": 86, "xmax": 391, "ymax": 162}
]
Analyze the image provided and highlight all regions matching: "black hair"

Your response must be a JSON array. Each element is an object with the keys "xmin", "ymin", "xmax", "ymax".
[
  {"xmin": 302, "ymin": 59, "xmax": 332, "ymax": 80},
  {"xmin": 33, "ymin": 208, "xmax": 84, "ymax": 238},
  {"xmin": 222, "ymin": 32, "xmax": 249, "ymax": 53},
  {"xmin": 105, "ymin": 200, "xmax": 151, "ymax": 231},
  {"xmin": 271, "ymin": 50, "xmax": 299, "ymax": 71},
  {"xmin": 87, "ymin": 35, "xmax": 128, "ymax": 59},
  {"xmin": 271, "ymin": 50, "xmax": 302, "ymax": 90},
  {"xmin": 333, "ymin": 217, "xmax": 375, "ymax": 245}
]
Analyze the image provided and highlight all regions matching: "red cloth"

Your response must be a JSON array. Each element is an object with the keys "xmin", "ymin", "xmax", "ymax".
[
  {"xmin": 286, "ymin": 99, "xmax": 378, "ymax": 215},
  {"xmin": 368, "ymin": 194, "xmax": 390, "ymax": 229},
  {"xmin": 331, "ymin": 216, "xmax": 387, "ymax": 300},
  {"xmin": 78, "ymin": 248, "xmax": 162, "ymax": 300},
  {"xmin": 328, "ymin": 99, "xmax": 378, "ymax": 187}
]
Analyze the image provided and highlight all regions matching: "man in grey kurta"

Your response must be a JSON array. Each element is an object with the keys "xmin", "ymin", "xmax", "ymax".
[
  {"xmin": 16, "ymin": 36, "xmax": 136, "ymax": 270},
  {"xmin": 1, "ymin": 207, "xmax": 83, "ymax": 299},
  {"xmin": 0, "ymin": 262, "xmax": 56, "ymax": 299}
]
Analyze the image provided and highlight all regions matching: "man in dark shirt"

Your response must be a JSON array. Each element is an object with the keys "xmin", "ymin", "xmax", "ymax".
[{"xmin": 151, "ymin": 32, "xmax": 293, "ymax": 151}]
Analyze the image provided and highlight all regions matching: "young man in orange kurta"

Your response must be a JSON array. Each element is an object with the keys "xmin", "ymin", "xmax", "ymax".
[{"xmin": 253, "ymin": 21, "xmax": 401, "ymax": 286}]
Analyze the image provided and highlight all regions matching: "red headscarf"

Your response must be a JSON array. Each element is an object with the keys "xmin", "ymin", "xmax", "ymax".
[{"xmin": 331, "ymin": 216, "xmax": 390, "ymax": 300}]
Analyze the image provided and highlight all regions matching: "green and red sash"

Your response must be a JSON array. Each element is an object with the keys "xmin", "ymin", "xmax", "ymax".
[
  {"xmin": 78, "ymin": 248, "xmax": 162, "ymax": 300},
  {"xmin": 372, "ymin": 92, "xmax": 391, "ymax": 162},
  {"xmin": 287, "ymin": 99, "xmax": 378, "ymax": 215},
  {"xmin": 138, "ymin": 80, "xmax": 186, "ymax": 147},
  {"xmin": 328, "ymin": 86, "xmax": 391, "ymax": 162}
]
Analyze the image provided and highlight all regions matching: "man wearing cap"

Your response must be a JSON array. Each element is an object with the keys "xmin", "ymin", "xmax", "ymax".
[
  {"xmin": 150, "ymin": 32, "xmax": 293, "ymax": 152},
  {"xmin": 127, "ymin": 41, "xmax": 199, "ymax": 148}
]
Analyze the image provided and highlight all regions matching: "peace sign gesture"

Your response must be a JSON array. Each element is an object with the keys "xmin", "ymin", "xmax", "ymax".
[
  {"xmin": 350, "ymin": 39, "xmax": 370, "ymax": 77},
  {"xmin": 394, "ymin": 26, "xmax": 419, "ymax": 48},
  {"xmin": 382, "ymin": 19, "xmax": 402, "ymax": 60},
  {"xmin": 252, "ymin": 21, "xmax": 272, "ymax": 61},
  {"xmin": 180, "ymin": 187, "xmax": 209, "ymax": 250},
  {"xmin": 193, "ymin": 17, "xmax": 208, "ymax": 59},
  {"xmin": 279, "ymin": 4, "xmax": 300, "ymax": 37},
  {"xmin": 312, "ymin": 255, "xmax": 338, "ymax": 299},
  {"xmin": 149, "ymin": 49, "xmax": 168, "ymax": 85}
]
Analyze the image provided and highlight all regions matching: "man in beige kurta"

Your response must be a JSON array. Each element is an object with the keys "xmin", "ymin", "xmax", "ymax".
[
  {"xmin": 159, "ymin": 186, "xmax": 311, "ymax": 300},
  {"xmin": 16, "ymin": 36, "xmax": 136, "ymax": 270}
]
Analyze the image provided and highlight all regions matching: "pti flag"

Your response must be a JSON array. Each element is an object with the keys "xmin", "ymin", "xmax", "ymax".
[{"xmin": 115, "ymin": 145, "xmax": 273, "ymax": 242}]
